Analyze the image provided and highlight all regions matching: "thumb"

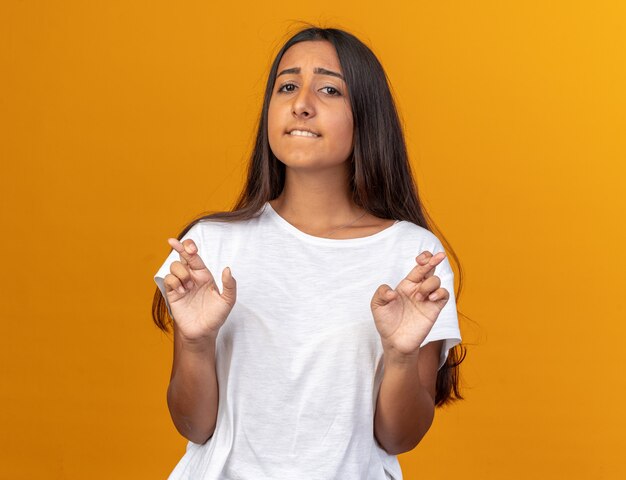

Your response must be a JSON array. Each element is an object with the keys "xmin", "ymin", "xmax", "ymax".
[
  {"xmin": 220, "ymin": 267, "xmax": 237, "ymax": 306},
  {"xmin": 371, "ymin": 284, "xmax": 396, "ymax": 308}
]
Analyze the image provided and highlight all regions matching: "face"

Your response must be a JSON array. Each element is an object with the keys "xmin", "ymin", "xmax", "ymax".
[{"xmin": 267, "ymin": 40, "xmax": 354, "ymax": 169}]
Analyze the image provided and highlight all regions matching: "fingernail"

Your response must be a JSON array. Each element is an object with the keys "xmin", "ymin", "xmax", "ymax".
[
  {"xmin": 185, "ymin": 244, "xmax": 195, "ymax": 254},
  {"xmin": 429, "ymin": 292, "xmax": 438, "ymax": 300},
  {"xmin": 178, "ymin": 286, "xmax": 185, "ymax": 294}
]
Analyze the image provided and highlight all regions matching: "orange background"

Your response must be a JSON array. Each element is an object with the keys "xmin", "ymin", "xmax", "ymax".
[{"xmin": 1, "ymin": 1, "xmax": 625, "ymax": 478}]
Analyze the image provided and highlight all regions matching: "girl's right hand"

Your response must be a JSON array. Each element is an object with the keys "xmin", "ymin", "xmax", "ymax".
[{"xmin": 163, "ymin": 237, "xmax": 237, "ymax": 343}]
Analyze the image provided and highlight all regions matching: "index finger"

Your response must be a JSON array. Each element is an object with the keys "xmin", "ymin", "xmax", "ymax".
[
  {"xmin": 406, "ymin": 251, "xmax": 446, "ymax": 283},
  {"xmin": 167, "ymin": 238, "xmax": 206, "ymax": 270}
]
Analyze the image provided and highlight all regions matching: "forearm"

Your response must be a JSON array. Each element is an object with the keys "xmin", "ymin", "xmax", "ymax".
[
  {"xmin": 374, "ymin": 351, "xmax": 435, "ymax": 455},
  {"xmin": 167, "ymin": 329, "xmax": 219, "ymax": 444}
]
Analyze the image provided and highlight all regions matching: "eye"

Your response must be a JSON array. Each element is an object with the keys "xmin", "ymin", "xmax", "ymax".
[
  {"xmin": 276, "ymin": 83, "xmax": 342, "ymax": 96},
  {"xmin": 277, "ymin": 83, "xmax": 296, "ymax": 93},
  {"xmin": 321, "ymin": 86, "xmax": 341, "ymax": 96}
]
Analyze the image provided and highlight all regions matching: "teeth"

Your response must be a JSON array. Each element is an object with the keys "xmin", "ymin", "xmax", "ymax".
[{"xmin": 289, "ymin": 130, "xmax": 318, "ymax": 137}]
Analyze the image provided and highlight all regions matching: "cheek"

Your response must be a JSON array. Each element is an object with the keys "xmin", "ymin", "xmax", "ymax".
[
  {"xmin": 336, "ymin": 112, "xmax": 354, "ymax": 147},
  {"xmin": 267, "ymin": 102, "xmax": 282, "ymax": 143},
  {"xmin": 267, "ymin": 102, "xmax": 276, "ymax": 130}
]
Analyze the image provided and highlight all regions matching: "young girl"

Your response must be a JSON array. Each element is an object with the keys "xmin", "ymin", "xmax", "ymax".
[{"xmin": 152, "ymin": 25, "xmax": 465, "ymax": 480}]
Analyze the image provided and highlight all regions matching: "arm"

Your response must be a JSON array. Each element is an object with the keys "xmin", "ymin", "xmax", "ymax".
[
  {"xmin": 161, "ymin": 237, "xmax": 237, "ymax": 445},
  {"xmin": 374, "ymin": 340, "xmax": 443, "ymax": 455},
  {"xmin": 166, "ymin": 323, "xmax": 220, "ymax": 444}
]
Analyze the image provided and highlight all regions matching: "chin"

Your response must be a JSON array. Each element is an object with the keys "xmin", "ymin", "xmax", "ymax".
[
  {"xmin": 277, "ymin": 156, "xmax": 321, "ymax": 167},
  {"xmin": 283, "ymin": 157, "xmax": 348, "ymax": 171}
]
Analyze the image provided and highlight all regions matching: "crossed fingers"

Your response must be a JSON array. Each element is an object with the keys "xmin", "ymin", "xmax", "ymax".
[
  {"xmin": 168, "ymin": 238, "xmax": 203, "ymax": 270},
  {"xmin": 406, "ymin": 251, "xmax": 446, "ymax": 281},
  {"xmin": 404, "ymin": 251, "xmax": 449, "ymax": 302}
]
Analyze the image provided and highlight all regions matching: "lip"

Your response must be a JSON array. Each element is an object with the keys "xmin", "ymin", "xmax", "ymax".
[{"xmin": 285, "ymin": 126, "xmax": 321, "ymax": 137}]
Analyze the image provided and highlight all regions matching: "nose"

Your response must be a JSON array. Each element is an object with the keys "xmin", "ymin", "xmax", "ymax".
[{"xmin": 291, "ymin": 86, "xmax": 316, "ymax": 119}]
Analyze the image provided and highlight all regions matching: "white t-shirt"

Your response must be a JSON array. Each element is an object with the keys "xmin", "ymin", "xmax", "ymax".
[{"xmin": 153, "ymin": 201, "xmax": 462, "ymax": 480}]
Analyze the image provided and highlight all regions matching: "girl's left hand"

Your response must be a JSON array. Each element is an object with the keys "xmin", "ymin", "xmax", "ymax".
[{"xmin": 370, "ymin": 251, "xmax": 450, "ymax": 357}]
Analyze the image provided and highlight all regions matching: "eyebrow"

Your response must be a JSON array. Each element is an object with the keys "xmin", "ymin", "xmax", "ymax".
[{"xmin": 276, "ymin": 67, "xmax": 345, "ymax": 81}]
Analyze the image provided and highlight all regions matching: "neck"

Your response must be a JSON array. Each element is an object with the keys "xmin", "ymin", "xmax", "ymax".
[{"xmin": 269, "ymin": 168, "xmax": 367, "ymax": 232}]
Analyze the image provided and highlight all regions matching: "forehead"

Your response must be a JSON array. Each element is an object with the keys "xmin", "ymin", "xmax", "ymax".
[{"xmin": 277, "ymin": 40, "xmax": 342, "ymax": 73}]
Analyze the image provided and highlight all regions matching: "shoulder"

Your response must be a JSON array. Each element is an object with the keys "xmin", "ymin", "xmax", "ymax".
[
  {"xmin": 395, "ymin": 220, "xmax": 444, "ymax": 249},
  {"xmin": 176, "ymin": 218, "xmax": 234, "ymax": 249},
  {"xmin": 183, "ymin": 214, "xmax": 264, "ymax": 252},
  {"xmin": 392, "ymin": 221, "xmax": 454, "ymax": 277},
  {"xmin": 185, "ymin": 214, "xmax": 252, "ymax": 235}
]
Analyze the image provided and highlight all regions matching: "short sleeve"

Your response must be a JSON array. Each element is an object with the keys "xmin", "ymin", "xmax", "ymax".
[
  {"xmin": 153, "ymin": 223, "xmax": 204, "ymax": 319},
  {"xmin": 419, "ymin": 240, "xmax": 462, "ymax": 371}
]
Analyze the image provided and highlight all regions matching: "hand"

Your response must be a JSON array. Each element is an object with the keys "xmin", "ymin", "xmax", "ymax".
[
  {"xmin": 370, "ymin": 251, "xmax": 450, "ymax": 357},
  {"xmin": 163, "ymin": 238, "xmax": 237, "ymax": 343}
]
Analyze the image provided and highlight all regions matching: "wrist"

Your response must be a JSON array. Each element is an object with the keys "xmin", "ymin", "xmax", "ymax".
[
  {"xmin": 382, "ymin": 345, "xmax": 420, "ymax": 368},
  {"xmin": 178, "ymin": 332, "xmax": 218, "ymax": 354}
]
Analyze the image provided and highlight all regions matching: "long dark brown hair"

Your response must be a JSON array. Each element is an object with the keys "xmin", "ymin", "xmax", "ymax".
[{"xmin": 152, "ymin": 24, "xmax": 468, "ymax": 407}]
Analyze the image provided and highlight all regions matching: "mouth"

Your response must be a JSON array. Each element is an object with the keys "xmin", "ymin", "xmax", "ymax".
[{"xmin": 286, "ymin": 128, "xmax": 321, "ymax": 138}]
